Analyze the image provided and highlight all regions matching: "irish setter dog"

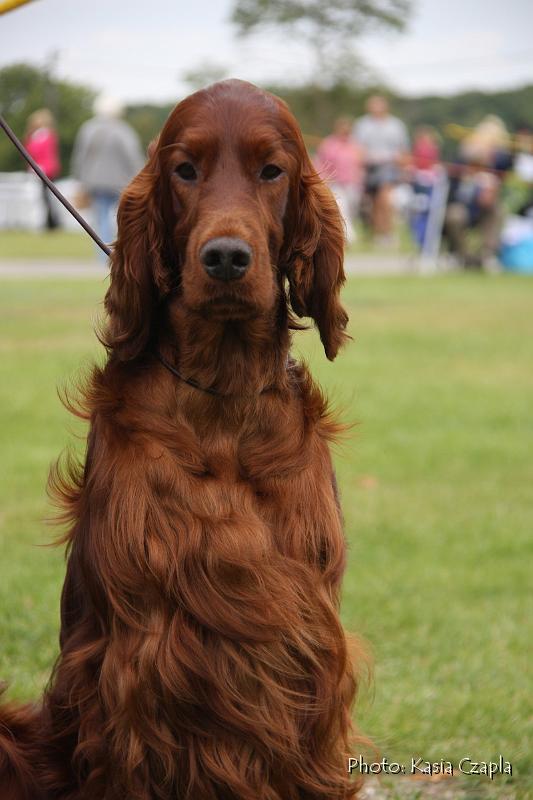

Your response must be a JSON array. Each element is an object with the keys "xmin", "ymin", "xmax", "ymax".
[{"xmin": 0, "ymin": 79, "xmax": 364, "ymax": 799}]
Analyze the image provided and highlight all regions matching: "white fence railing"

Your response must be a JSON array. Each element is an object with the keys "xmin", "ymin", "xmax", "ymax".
[{"xmin": 0, "ymin": 172, "xmax": 95, "ymax": 232}]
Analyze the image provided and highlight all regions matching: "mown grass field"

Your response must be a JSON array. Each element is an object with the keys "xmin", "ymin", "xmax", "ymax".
[
  {"xmin": 0, "ymin": 272, "xmax": 531, "ymax": 798},
  {"xmin": 0, "ymin": 229, "xmax": 95, "ymax": 260}
]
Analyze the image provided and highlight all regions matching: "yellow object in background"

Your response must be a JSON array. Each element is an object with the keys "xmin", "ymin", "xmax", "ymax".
[{"xmin": 0, "ymin": 0, "xmax": 37, "ymax": 15}]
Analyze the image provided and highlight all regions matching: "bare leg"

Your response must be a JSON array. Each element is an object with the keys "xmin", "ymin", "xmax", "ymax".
[
  {"xmin": 445, "ymin": 202, "xmax": 469, "ymax": 262},
  {"xmin": 372, "ymin": 184, "xmax": 394, "ymax": 237},
  {"xmin": 478, "ymin": 204, "xmax": 503, "ymax": 263}
]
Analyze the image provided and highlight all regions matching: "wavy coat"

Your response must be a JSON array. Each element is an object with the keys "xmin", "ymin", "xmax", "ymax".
[{"xmin": 0, "ymin": 80, "xmax": 365, "ymax": 799}]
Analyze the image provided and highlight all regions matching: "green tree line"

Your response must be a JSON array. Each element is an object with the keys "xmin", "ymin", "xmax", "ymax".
[
  {"xmin": 0, "ymin": 63, "xmax": 95, "ymax": 174},
  {"xmin": 2, "ymin": 62, "xmax": 533, "ymax": 175}
]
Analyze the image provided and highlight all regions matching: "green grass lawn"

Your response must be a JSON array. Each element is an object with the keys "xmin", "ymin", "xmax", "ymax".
[
  {"xmin": 0, "ymin": 230, "xmax": 95, "ymax": 260},
  {"xmin": 0, "ymin": 274, "xmax": 531, "ymax": 798}
]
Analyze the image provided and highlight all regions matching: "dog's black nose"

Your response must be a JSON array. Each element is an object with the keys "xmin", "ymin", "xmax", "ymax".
[{"xmin": 200, "ymin": 237, "xmax": 252, "ymax": 281}]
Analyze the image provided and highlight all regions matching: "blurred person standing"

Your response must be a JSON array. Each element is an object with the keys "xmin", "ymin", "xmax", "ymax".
[
  {"xmin": 354, "ymin": 95, "xmax": 409, "ymax": 243},
  {"xmin": 411, "ymin": 126, "xmax": 440, "ymax": 173},
  {"xmin": 408, "ymin": 126, "xmax": 442, "ymax": 249},
  {"xmin": 24, "ymin": 108, "xmax": 61, "ymax": 230},
  {"xmin": 315, "ymin": 117, "xmax": 363, "ymax": 243},
  {"xmin": 72, "ymin": 95, "xmax": 143, "ymax": 257},
  {"xmin": 499, "ymin": 124, "xmax": 533, "ymax": 272},
  {"xmin": 460, "ymin": 115, "xmax": 512, "ymax": 172},
  {"xmin": 445, "ymin": 115, "xmax": 511, "ymax": 268},
  {"xmin": 513, "ymin": 124, "xmax": 533, "ymax": 214},
  {"xmin": 514, "ymin": 125, "xmax": 533, "ymax": 183}
]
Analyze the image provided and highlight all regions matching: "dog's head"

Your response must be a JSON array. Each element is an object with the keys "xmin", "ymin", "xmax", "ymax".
[{"xmin": 105, "ymin": 79, "xmax": 348, "ymax": 361}]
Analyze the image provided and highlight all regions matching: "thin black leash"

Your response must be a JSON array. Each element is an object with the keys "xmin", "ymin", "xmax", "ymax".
[
  {"xmin": 155, "ymin": 352, "xmax": 222, "ymax": 397},
  {"xmin": 0, "ymin": 114, "xmax": 111, "ymax": 257},
  {"xmin": 155, "ymin": 352, "xmax": 283, "ymax": 399}
]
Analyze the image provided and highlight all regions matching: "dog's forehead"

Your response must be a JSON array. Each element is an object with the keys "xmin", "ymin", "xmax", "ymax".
[
  {"xmin": 201, "ymin": 80, "xmax": 281, "ymax": 125},
  {"xmin": 164, "ymin": 82, "xmax": 293, "ymax": 154}
]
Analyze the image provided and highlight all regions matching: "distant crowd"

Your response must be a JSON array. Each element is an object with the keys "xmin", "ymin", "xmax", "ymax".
[
  {"xmin": 316, "ymin": 94, "xmax": 533, "ymax": 270},
  {"xmin": 22, "ymin": 93, "xmax": 533, "ymax": 270}
]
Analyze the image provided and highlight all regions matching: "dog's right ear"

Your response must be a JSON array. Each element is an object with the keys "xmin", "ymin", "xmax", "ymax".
[{"xmin": 104, "ymin": 154, "xmax": 172, "ymax": 361}]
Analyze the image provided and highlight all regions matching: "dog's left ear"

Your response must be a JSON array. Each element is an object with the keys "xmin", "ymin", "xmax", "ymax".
[{"xmin": 282, "ymin": 153, "xmax": 349, "ymax": 361}]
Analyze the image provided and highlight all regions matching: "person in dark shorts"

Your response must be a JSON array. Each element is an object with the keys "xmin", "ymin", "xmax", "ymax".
[
  {"xmin": 444, "ymin": 116, "xmax": 512, "ymax": 269},
  {"xmin": 354, "ymin": 95, "xmax": 409, "ymax": 242}
]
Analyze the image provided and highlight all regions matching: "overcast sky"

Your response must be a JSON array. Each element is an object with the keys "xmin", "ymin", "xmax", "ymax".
[{"xmin": 2, "ymin": 0, "xmax": 532, "ymax": 103}]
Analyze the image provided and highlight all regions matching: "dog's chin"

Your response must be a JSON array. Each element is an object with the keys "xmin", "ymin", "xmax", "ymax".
[
  {"xmin": 184, "ymin": 292, "xmax": 261, "ymax": 322},
  {"xmin": 181, "ymin": 265, "xmax": 277, "ymax": 322}
]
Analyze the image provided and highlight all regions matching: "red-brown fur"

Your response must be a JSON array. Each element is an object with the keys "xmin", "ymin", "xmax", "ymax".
[{"xmin": 0, "ymin": 79, "xmax": 365, "ymax": 799}]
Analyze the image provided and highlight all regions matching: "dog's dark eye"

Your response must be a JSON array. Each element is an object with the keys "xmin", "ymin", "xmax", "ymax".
[
  {"xmin": 260, "ymin": 164, "xmax": 283, "ymax": 181},
  {"xmin": 175, "ymin": 162, "xmax": 197, "ymax": 181}
]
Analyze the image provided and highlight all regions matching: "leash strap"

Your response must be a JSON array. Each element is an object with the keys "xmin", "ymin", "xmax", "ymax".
[
  {"xmin": 0, "ymin": 114, "xmax": 112, "ymax": 257},
  {"xmin": 155, "ymin": 351, "xmax": 221, "ymax": 396},
  {"xmin": 155, "ymin": 351, "xmax": 282, "ymax": 398}
]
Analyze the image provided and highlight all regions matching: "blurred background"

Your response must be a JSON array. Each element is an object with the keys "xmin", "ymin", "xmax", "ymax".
[
  {"xmin": 2, "ymin": 0, "xmax": 533, "ymax": 269},
  {"xmin": 0, "ymin": 1, "xmax": 532, "ymax": 799}
]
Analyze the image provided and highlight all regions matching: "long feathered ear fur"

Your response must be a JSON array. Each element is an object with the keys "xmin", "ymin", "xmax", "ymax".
[
  {"xmin": 283, "ymin": 151, "xmax": 349, "ymax": 361},
  {"xmin": 104, "ymin": 158, "xmax": 172, "ymax": 361}
]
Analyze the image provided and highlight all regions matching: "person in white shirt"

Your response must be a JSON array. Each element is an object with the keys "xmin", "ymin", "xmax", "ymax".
[
  {"xmin": 354, "ymin": 95, "xmax": 409, "ymax": 241},
  {"xmin": 72, "ymin": 96, "xmax": 144, "ymax": 258}
]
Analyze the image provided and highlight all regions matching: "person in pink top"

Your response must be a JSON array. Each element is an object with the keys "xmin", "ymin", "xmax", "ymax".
[
  {"xmin": 315, "ymin": 117, "xmax": 363, "ymax": 243},
  {"xmin": 24, "ymin": 108, "xmax": 61, "ymax": 230},
  {"xmin": 411, "ymin": 126, "xmax": 440, "ymax": 173}
]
